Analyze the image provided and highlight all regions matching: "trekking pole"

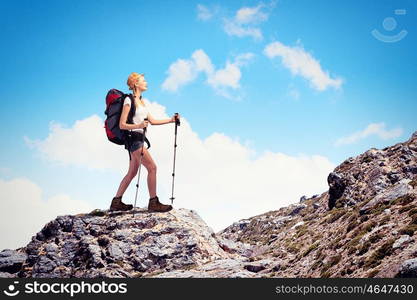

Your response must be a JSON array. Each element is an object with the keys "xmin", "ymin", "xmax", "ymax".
[
  {"xmin": 133, "ymin": 118, "xmax": 148, "ymax": 217},
  {"xmin": 169, "ymin": 113, "xmax": 180, "ymax": 205}
]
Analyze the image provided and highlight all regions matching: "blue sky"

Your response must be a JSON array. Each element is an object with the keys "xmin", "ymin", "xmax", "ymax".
[{"xmin": 1, "ymin": 0, "xmax": 416, "ymax": 249}]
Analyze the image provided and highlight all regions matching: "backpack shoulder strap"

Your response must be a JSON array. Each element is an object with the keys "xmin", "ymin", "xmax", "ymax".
[{"xmin": 126, "ymin": 93, "xmax": 136, "ymax": 124}]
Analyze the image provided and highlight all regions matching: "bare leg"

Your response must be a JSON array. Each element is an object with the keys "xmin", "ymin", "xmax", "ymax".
[
  {"xmin": 133, "ymin": 147, "xmax": 172, "ymax": 212},
  {"xmin": 140, "ymin": 147, "xmax": 158, "ymax": 199},
  {"xmin": 115, "ymin": 151, "xmax": 139, "ymax": 198},
  {"xmin": 147, "ymin": 164, "xmax": 157, "ymax": 199}
]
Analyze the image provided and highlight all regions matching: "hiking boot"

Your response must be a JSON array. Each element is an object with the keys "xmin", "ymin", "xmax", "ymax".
[
  {"xmin": 148, "ymin": 196, "xmax": 172, "ymax": 212},
  {"xmin": 110, "ymin": 196, "xmax": 133, "ymax": 211}
]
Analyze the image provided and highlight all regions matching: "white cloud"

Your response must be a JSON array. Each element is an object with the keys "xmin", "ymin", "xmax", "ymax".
[
  {"xmin": 264, "ymin": 41, "xmax": 343, "ymax": 91},
  {"xmin": 222, "ymin": 2, "xmax": 275, "ymax": 41},
  {"xmin": 223, "ymin": 19, "xmax": 263, "ymax": 41},
  {"xmin": 25, "ymin": 115, "xmax": 128, "ymax": 173},
  {"xmin": 161, "ymin": 59, "xmax": 198, "ymax": 92},
  {"xmin": 27, "ymin": 99, "xmax": 335, "ymax": 232},
  {"xmin": 192, "ymin": 49, "xmax": 214, "ymax": 74},
  {"xmin": 235, "ymin": 5, "xmax": 269, "ymax": 24},
  {"xmin": 0, "ymin": 177, "xmax": 93, "ymax": 250},
  {"xmin": 334, "ymin": 123, "xmax": 403, "ymax": 146},
  {"xmin": 197, "ymin": 4, "xmax": 213, "ymax": 21},
  {"xmin": 234, "ymin": 52, "xmax": 255, "ymax": 66},
  {"xmin": 207, "ymin": 62, "xmax": 241, "ymax": 89},
  {"xmin": 162, "ymin": 49, "xmax": 254, "ymax": 98}
]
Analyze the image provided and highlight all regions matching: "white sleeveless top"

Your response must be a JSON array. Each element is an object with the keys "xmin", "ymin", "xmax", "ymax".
[{"xmin": 123, "ymin": 96, "xmax": 149, "ymax": 133}]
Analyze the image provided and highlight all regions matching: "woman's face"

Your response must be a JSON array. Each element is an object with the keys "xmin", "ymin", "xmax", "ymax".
[{"xmin": 136, "ymin": 76, "xmax": 148, "ymax": 92}]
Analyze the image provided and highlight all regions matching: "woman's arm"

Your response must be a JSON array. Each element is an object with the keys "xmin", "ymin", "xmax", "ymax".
[
  {"xmin": 119, "ymin": 104, "xmax": 147, "ymax": 130},
  {"xmin": 147, "ymin": 113, "xmax": 175, "ymax": 126}
]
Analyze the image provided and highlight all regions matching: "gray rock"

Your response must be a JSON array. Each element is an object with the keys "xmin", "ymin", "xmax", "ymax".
[
  {"xmin": 387, "ymin": 172, "xmax": 401, "ymax": 184},
  {"xmin": 244, "ymin": 264, "xmax": 266, "ymax": 273},
  {"xmin": 217, "ymin": 237, "xmax": 253, "ymax": 257},
  {"xmin": 396, "ymin": 258, "xmax": 417, "ymax": 278},
  {"xmin": 291, "ymin": 221, "xmax": 305, "ymax": 230},
  {"xmin": 393, "ymin": 235, "xmax": 412, "ymax": 249},
  {"xmin": 0, "ymin": 272, "xmax": 16, "ymax": 278},
  {"xmin": 62, "ymin": 240, "xmax": 78, "ymax": 257},
  {"xmin": 107, "ymin": 243, "xmax": 124, "ymax": 261},
  {"xmin": 83, "ymin": 216, "xmax": 107, "ymax": 226},
  {"xmin": 327, "ymin": 172, "xmax": 347, "ymax": 209},
  {"xmin": 89, "ymin": 225, "xmax": 104, "ymax": 237},
  {"xmin": 272, "ymin": 216, "xmax": 292, "ymax": 226},
  {"xmin": 44, "ymin": 243, "xmax": 58, "ymax": 254},
  {"xmin": 313, "ymin": 203, "xmax": 320, "ymax": 209},
  {"xmin": 119, "ymin": 242, "xmax": 132, "ymax": 255},
  {"xmin": 0, "ymin": 249, "xmax": 27, "ymax": 273},
  {"xmin": 72, "ymin": 218, "xmax": 88, "ymax": 239},
  {"xmin": 113, "ymin": 229, "xmax": 131, "ymax": 241},
  {"xmin": 360, "ymin": 180, "xmax": 413, "ymax": 215},
  {"xmin": 40, "ymin": 220, "xmax": 60, "ymax": 240},
  {"xmin": 403, "ymin": 165, "xmax": 417, "ymax": 175},
  {"xmin": 289, "ymin": 204, "xmax": 307, "ymax": 216},
  {"xmin": 33, "ymin": 255, "xmax": 58, "ymax": 275},
  {"xmin": 56, "ymin": 215, "xmax": 73, "ymax": 232},
  {"xmin": 87, "ymin": 244, "xmax": 105, "ymax": 268},
  {"xmin": 8, "ymin": 208, "xmax": 229, "ymax": 277}
]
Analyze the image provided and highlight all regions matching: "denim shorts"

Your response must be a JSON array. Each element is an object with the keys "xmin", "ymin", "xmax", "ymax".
[
  {"xmin": 128, "ymin": 138, "xmax": 145, "ymax": 153},
  {"xmin": 125, "ymin": 131, "xmax": 147, "ymax": 153}
]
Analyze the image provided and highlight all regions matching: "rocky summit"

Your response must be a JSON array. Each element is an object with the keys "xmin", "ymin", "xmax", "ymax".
[{"xmin": 1, "ymin": 131, "xmax": 417, "ymax": 278}]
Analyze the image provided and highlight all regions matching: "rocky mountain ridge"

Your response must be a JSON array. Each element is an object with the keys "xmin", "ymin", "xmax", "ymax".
[{"xmin": 1, "ymin": 131, "xmax": 417, "ymax": 278}]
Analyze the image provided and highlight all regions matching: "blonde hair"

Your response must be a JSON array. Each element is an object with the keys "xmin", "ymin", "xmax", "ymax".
[{"xmin": 127, "ymin": 72, "xmax": 144, "ymax": 90}]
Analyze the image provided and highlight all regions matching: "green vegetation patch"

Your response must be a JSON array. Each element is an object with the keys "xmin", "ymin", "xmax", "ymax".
[
  {"xmin": 367, "ymin": 269, "xmax": 380, "ymax": 278},
  {"xmin": 370, "ymin": 203, "xmax": 390, "ymax": 215},
  {"xmin": 409, "ymin": 177, "xmax": 417, "ymax": 189},
  {"xmin": 303, "ymin": 242, "xmax": 319, "ymax": 257},
  {"xmin": 364, "ymin": 239, "xmax": 395, "ymax": 269},
  {"xmin": 347, "ymin": 245, "xmax": 357, "ymax": 255},
  {"xmin": 379, "ymin": 215, "xmax": 390, "ymax": 226},
  {"xmin": 320, "ymin": 254, "xmax": 342, "ymax": 277},
  {"xmin": 357, "ymin": 241, "xmax": 371, "ymax": 256},
  {"xmin": 362, "ymin": 156, "xmax": 373, "ymax": 163},
  {"xmin": 89, "ymin": 209, "xmax": 106, "ymax": 217},
  {"xmin": 409, "ymin": 213, "xmax": 417, "ymax": 225},
  {"xmin": 391, "ymin": 194, "xmax": 415, "ymax": 206},
  {"xmin": 399, "ymin": 224, "xmax": 417, "ymax": 236},
  {"xmin": 346, "ymin": 220, "xmax": 358, "ymax": 234},
  {"xmin": 327, "ymin": 208, "xmax": 346, "ymax": 224},
  {"xmin": 408, "ymin": 208, "xmax": 417, "ymax": 216},
  {"xmin": 348, "ymin": 234, "xmax": 364, "ymax": 248},
  {"xmin": 364, "ymin": 221, "xmax": 377, "ymax": 232},
  {"xmin": 399, "ymin": 205, "xmax": 415, "ymax": 214},
  {"xmin": 329, "ymin": 236, "xmax": 343, "ymax": 250},
  {"xmin": 368, "ymin": 232, "xmax": 383, "ymax": 244},
  {"xmin": 295, "ymin": 225, "xmax": 309, "ymax": 238},
  {"xmin": 287, "ymin": 242, "xmax": 301, "ymax": 254}
]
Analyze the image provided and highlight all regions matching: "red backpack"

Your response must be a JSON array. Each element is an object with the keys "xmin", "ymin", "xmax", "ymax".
[
  {"xmin": 104, "ymin": 89, "xmax": 151, "ymax": 151},
  {"xmin": 104, "ymin": 89, "xmax": 132, "ymax": 145}
]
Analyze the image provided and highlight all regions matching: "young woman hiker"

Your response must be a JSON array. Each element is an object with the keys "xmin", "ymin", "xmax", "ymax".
[{"xmin": 110, "ymin": 72, "xmax": 180, "ymax": 212}]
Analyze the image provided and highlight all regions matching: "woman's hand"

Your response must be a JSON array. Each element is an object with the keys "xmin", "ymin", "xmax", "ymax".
[
  {"xmin": 138, "ymin": 120, "xmax": 149, "ymax": 129},
  {"xmin": 170, "ymin": 113, "xmax": 181, "ymax": 123}
]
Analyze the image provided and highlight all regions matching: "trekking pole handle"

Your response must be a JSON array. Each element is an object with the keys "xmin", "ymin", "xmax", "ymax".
[
  {"xmin": 174, "ymin": 113, "xmax": 180, "ymax": 126},
  {"xmin": 143, "ymin": 118, "xmax": 148, "ymax": 133}
]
